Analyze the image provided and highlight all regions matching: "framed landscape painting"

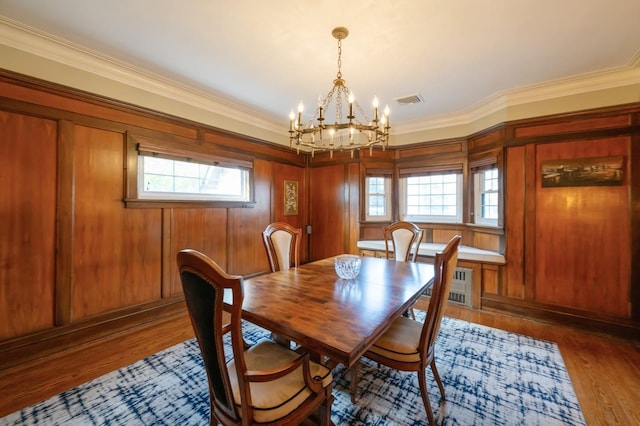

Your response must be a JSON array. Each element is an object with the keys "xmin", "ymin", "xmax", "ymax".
[{"xmin": 541, "ymin": 156, "xmax": 624, "ymax": 187}]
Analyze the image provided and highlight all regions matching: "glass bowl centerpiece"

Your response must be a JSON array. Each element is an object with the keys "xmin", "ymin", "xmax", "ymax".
[{"xmin": 334, "ymin": 254, "xmax": 362, "ymax": 279}]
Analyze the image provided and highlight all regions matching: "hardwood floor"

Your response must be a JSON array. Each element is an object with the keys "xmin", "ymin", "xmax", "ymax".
[{"xmin": 414, "ymin": 299, "xmax": 640, "ymax": 426}]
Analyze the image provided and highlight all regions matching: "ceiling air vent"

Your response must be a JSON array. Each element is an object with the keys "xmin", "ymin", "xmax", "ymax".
[{"xmin": 394, "ymin": 93, "xmax": 423, "ymax": 105}]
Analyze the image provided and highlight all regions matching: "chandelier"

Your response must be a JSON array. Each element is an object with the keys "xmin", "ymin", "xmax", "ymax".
[{"xmin": 289, "ymin": 27, "xmax": 390, "ymax": 158}]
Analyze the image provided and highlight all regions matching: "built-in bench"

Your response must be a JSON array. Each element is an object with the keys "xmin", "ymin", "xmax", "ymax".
[
  {"xmin": 356, "ymin": 240, "xmax": 505, "ymax": 309},
  {"xmin": 356, "ymin": 241, "xmax": 505, "ymax": 264}
]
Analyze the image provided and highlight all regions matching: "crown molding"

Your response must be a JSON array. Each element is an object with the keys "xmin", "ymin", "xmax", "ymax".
[
  {"xmin": 396, "ymin": 61, "xmax": 640, "ymax": 135},
  {"xmin": 2, "ymin": 17, "xmax": 639, "ymax": 143},
  {"xmin": 0, "ymin": 17, "xmax": 283, "ymax": 135}
]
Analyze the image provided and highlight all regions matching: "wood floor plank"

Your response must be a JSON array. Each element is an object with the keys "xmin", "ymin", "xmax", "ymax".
[{"xmin": 419, "ymin": 300, "xmax": 640, "ymax": 426}]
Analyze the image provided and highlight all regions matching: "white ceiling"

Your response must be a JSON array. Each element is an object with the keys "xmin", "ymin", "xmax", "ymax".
[{"xmin": 1, "ymin": 0, "xmax": 640, "ymax": 139}]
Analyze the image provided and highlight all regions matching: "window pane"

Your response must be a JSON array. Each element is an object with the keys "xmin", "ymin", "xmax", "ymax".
[
  {"xmin": 365, "ymin": 176, "xmax": 390, "ymax": 220},
  {"xmin": 145, "ymin": 174, "xmax": 173, "ymax": 192},
  {"xmin": 430, "ymin": 175, "xmax": 443, "ymax": 184},
  {"xmin": 174, "ymin": 161, "xmax": 199, "ymax": 178},
  {"xmin": 443, "ymin": 182, "xmax": 457, "ymax": 193},
  {"xmin": 403, "ymin": 174, "xmax": 461, "ymax": 222},
  {"xmin": 443, "ymin": 205, "xmax": 457, "ymax": 216},
  {"xmin": 431, "ymin": 205, "xmax": 443, "ymax": 216},
  {"xmin": 443, "ymin": 194, "xmax": 457, "ymax": 205},
  {"xmin": 476, "ymin": 167, "xmax": 499, "ymax": 222},
  {"xmin": 139, "ymin": 156, "xmax": 249, "ymax": 201},
  {"xmin": 174, "ymin": 176, "xmax": 201, "ymax": 193},
  {"xmin": 369, "ymin": 194, "xmax": 385, "ymax": 215}
]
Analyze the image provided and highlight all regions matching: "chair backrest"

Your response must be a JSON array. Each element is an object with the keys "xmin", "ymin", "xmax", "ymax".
[
  {"xmin": 383, "ymin": 221, "xmax": 424, "ymax": 262},
  {"xmin": 262, "ymin": 222, "xmax": 301, "ymax": 271},
  {"xmin": 177, "ymin": 249, "xmax": 245, "ymax": 425},
  {"xmin": 420, "ymin": 235, "xmax": 461, "ymax": 355}
]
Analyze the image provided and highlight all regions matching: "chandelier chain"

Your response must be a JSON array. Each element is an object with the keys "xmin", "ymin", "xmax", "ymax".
[
  {"xmin": 335, "ymin": 86, "xmax": 343, "ymax": 123},
  {"xmin": 336, "ymin": 39, "xmax": 342, "ymax": 80}
]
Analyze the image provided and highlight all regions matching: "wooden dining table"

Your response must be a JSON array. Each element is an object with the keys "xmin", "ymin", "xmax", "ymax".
[{"xmin": 232, "ymin": 255, "xmax": 435, "ymax": 368}]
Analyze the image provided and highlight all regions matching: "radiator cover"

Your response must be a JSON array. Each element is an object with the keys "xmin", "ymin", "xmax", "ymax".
[{"xmin": 424, "ymin": 266, "xmax": 473, "ymax": 307}]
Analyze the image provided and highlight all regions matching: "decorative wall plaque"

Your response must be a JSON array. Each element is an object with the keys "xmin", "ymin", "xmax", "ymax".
[{"xmin": 284, "ymin": 180, "xmax": 298, "ymax": 215}]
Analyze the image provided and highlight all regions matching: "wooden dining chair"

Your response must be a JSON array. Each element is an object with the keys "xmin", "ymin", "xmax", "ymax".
[
  {"xmin": 384, "ymin": 221, "xmax": 424, "ymax": 319},
  {"xmin": 262, "ymin": 222, "xmax": 302, "ymax": 272},
  {"xmin": 262, "ymin": 222, "xmax": 302, "ymax": 348},
  {"xmin": 348, "ymin": 222, "xmax": 427, "ymax": 402},
  {"xmin": 358, "ymin": 235, "xmax": 461, "ymax": 424},
  {"xmin": 383, "ymin": 221, "xmax": 424, "ymax": 262},
  {"xmin": 177, "ymin": 249, "xmax": 333, "ymax": 426}
]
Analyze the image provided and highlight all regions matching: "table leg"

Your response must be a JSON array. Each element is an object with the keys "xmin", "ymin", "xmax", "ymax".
[{"xmin": 350, "ymin": 361, "xmax": 360, "ymax": 403}]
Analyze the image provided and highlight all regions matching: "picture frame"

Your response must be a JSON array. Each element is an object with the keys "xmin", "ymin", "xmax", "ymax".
[
  {"xmin": 541, "ymin": 156, "xmax": 624, "ymax": 187},
  {"xmin": 284, "ymin": 180, "xmax": 298, "ymax": 215}
]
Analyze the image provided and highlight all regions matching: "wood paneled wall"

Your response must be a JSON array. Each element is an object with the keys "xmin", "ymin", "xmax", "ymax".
[
  {"xmin": 0, "ymin": 72, "xmax": 307, "ymax": 416},
  {"xmin": 309, "ymin": 163, "xmax": 349, "ymax": 260},
  {"xmin": 0, "ymin": 76, "xmax": 305, "ymax": 333},
  {"xmin": 0, "ymin": 70, "xmax": 638, "ymax": 417},
  {"xmin": 71, "ymin": 124, "xmax": 164, "ymax": 318},
  {"xmin": 500, "ymin": 109, "xmax": 637, "ymax": 321},
  {"xmin": 533, "ymin": 137, "xmax": 630, "ymax": 316},
  {"xmin": 0, "ymin": 110, "xmax": 57, "ymax": 339},
  {"xmin": 494, "ymin": 107, "xmax": 639, "ymax": 329},
  {"xmin": 273, "ymin": 163, "xmax": 310, "ymax": 262},
  {"xmin": 313, "ymin": 106, "xmax": 639, "ymax": 331}
]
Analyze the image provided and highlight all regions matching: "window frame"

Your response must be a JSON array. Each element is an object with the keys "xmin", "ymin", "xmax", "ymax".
[
  {"xmin": 137, "ymin": 156, "xmax": 251, "ymax": 202},
  {"xmin": 473, "ymin": 167, "xmax": 499, "ymax": 226},
  {"xmin": 125, "ymin": 133, "xmax": 256, "ymax": 208},
  {"xmin": 398, "ymin": 163, "xmax": 464, "ymax": 224},
  {"xmin": 469, "ymin": 153, "xmax": 502, "ymax": 227},
  {"xmin": 364, "ymin": 174, "xmax": 392, "ymax": 222}
]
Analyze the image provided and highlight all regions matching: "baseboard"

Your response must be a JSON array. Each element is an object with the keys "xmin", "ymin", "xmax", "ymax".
[{"xmin": 481, "ymin": 294, "xmax": 640, "ymax": 344}]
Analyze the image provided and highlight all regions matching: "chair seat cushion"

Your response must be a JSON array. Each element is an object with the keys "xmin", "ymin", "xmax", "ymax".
[
  {"xmin": 368, "ymin": 315, "xmax": 422, "ymax": 363},
  {"xmin": 228, "ymin": 338, "xmax": 332, "ymax": 423}
]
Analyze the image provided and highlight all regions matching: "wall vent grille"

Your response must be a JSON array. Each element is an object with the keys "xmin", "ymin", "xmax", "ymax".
[{"xmin": 425, "ymin": 266, "xmax": 473, "ymax": 307}]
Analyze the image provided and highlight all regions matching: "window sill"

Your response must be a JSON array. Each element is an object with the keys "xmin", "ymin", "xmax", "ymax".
[
  {"xmin": 124, "ymin": 199, "xmax": 256, "ymax": 209},
  {"xmin": 464, "ymin": 222, "xmax": 502, "ymax": 230}
]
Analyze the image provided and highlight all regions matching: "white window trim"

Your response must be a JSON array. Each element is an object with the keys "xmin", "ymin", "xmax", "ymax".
[
  {"xmin": 126, "ymin": 134, "xmax": 255, "ymax": 207},
  {"xmin": 399, "ymin": 174, "xmax": 463, "ymax": 224},
  {"xmin": 137, "ymin": 156, "xmax": 251, "ymax": 202},
  {"xmin": 365, "ymin": 176, "xmax": 392, "ymax": 222},
  {"xmin": 473, "ymin": 168, "xmax": 499, "ymax": 226}
]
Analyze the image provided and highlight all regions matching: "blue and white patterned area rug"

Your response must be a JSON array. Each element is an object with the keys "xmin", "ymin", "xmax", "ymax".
[{"xmin": 1, "ymin": 313, "xmax": 585, "ymax": 425}]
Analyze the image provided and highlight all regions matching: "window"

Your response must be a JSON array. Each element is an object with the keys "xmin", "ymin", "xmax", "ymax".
[
  {"xmin": 126, "ymin": 134, "xmax": 254, "ymax": 207},
  {"xmin": 474, "ymin": 168, "xmax": 498, "ymax": 225},
  {"xmin": 470, "ymin": 154, "xmax": 500, "ymax": 226},
  {"xmin": 365, "ymin": 176, "xmax": 391, "ymax": 221},
  {"xmin": 138, "ymin": 156, "xmax": 250, "ymax": 201},
  {"xmin": 400, "ymin": 171, "xmax": 463, "ymax": 223}
]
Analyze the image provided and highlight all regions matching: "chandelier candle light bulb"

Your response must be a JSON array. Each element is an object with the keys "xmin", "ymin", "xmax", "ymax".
[
  {"xmin": 348, "ymin": 92, "xmax": 354, "ymax": 120},
  {"xmin": 373, "ymin": 97, "xmax": 379, "ymax": 121},
  {"xmin": 288, "ymin": 26, "xmax": 390, "ymax": 158}
]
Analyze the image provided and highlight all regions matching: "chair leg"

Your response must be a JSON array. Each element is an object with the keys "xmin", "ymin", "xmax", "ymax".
[
  {"xmin": 417, "ymin": 369, "xmax": 436, "ymax": 425},
  {"xmin": 318, "ymin": 390, "xmax": 334, "ymax": 426},
  {"xmin": 430, "ymin": 359, "xmax": 445, "ymax": 400},
  {"xmin": 349, "ymin": 361, "xmax": 360, "ymax": 403}
]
